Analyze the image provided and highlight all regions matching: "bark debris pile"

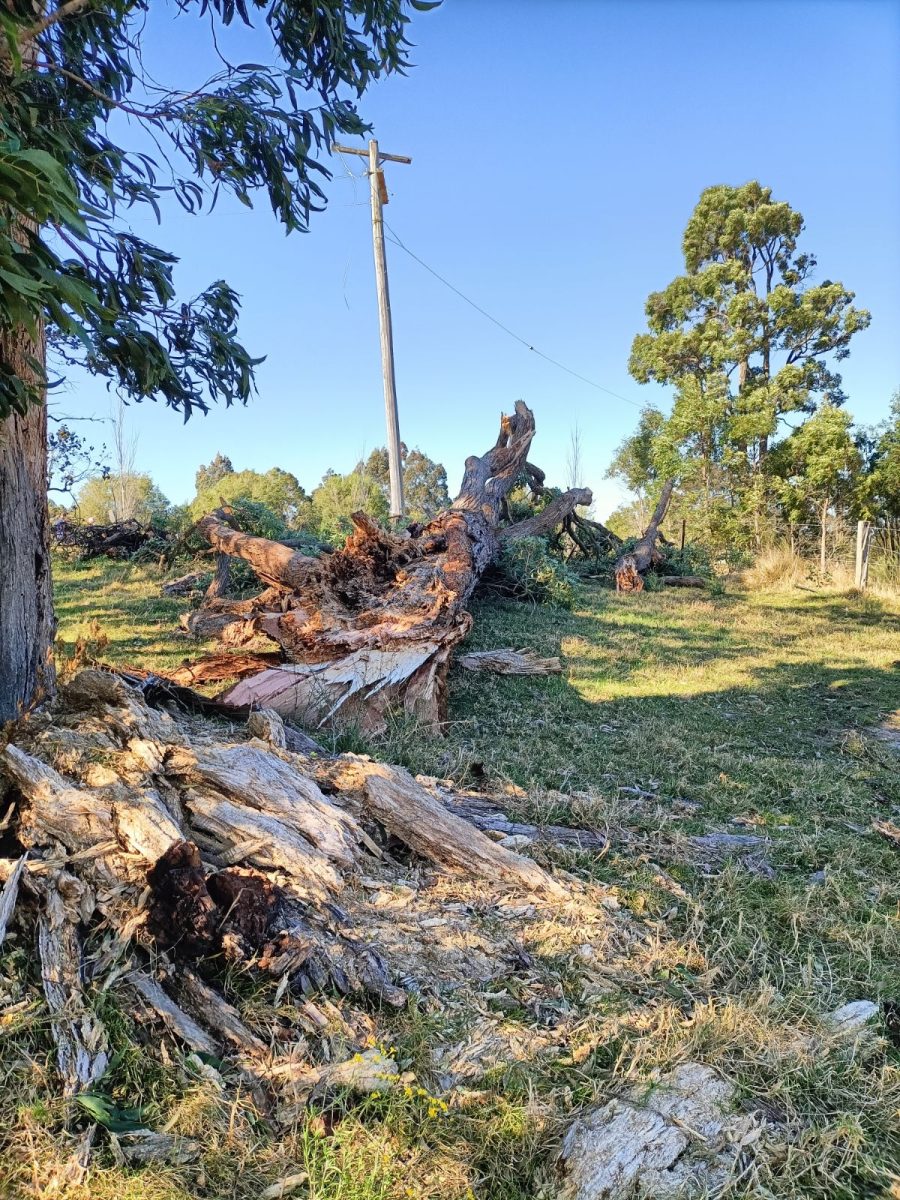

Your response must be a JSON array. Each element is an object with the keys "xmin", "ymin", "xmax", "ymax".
[{"xmin": 0, "ymin": 669, "xmax": 624, "ymax": 1119}]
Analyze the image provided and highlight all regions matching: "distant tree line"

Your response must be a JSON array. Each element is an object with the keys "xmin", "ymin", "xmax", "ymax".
[{"xmin": 53, "ymin": 443, "xmax": 450, "ymax": 549}]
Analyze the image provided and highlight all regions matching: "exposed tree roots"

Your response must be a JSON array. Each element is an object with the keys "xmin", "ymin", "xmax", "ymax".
[{"xmin": 180, "ymin": 403, "xmax": 595, "ymax": 732}]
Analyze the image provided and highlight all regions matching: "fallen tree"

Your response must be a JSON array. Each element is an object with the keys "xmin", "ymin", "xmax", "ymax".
[
  {"xmin": 614, "ymin": 479, "xmax": 675, "ymax": 593},
  {"xmin": 182, "ymin": 402, "xmax": 593, "ymax": 731}
]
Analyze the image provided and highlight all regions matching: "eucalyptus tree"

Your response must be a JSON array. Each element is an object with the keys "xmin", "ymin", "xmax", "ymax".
[{"xmin": 0, "ymin": 0, "xmax": 433, "ymax": 721}]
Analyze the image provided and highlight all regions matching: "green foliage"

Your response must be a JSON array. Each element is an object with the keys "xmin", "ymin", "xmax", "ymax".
[
  {"xmin": 190, "ymin": 466, "xmax": 309, "ymax": 528},
  {"xmin": 769, "ymin": 402, "xmax": 862, "ymax": 525},
  {"xmin": 604, "ymin": 500, "xmax": 645, "ymax": 541},
  {"xmin": 656, "ymin": 540, "xmax": 713, "ymax": 579},
  {"xmin": 606, "ymin": 406, "xmax": 666, "ymax": 497},
  {"xmin": 74, "ymin": 1092, "xmax": 148, "ymax": 1133},
  {"xmin": 489, "ymin": 537, "xmax": 577, "ymax": 608},
  {"xmin": 0, "ymin": 1, "xmax": 427, "ymax": 419},
  {"xmin": 623, "ymin": 182, "xmax": 871, "ymax": 551},
  {"xmin": 221, "ymin": 497, "xmax": 289, "ymax": 540},
  {"xmin": 310, "ymin": 464, "xmax": 389, "ymax": 543},
  {"xmin": 364, "ymin": 445, "xmax": 450, "ymax": 521},
  {"xmin": 76, "ymin": 472, "xmax": 169, "ymax": 525},
  {"xmin": 194, "ymin": 452, "xmax": 235, "ymax": 495},
  {"xmin": 858, "ymin": 390, "xmax": 900, "ymax": 519}
]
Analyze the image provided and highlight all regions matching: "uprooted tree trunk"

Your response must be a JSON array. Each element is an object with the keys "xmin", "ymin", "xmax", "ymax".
[
  {"xmin": 184, "ymin": 403, "xmax": 592, "ymax": 732},
  {"xmin": 614, "ymin": 479, "xmax": 675, "ymax": 593}
]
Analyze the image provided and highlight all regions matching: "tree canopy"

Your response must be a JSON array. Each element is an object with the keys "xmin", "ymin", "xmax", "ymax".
[
  {"xmin": 195, "ymin": 453, "xmax": 235, "ymax": 495},
  {"xmin": 0, "ymin": 0, "xmax": 431, "ymax": 421},
  {"xmin": 190, "ymin": 465, "xmax": 309, "ymax": 527},
  {"xmin": 620, "ymin": 182, "xmax": 873, "ymax": 548},
  {"xmin": 364, "ymin": 445, "xmax": 450, "ymax": 521},
  {"xmin": 76, "ymin": 471, "xmax": 169, "ymax": 525}
]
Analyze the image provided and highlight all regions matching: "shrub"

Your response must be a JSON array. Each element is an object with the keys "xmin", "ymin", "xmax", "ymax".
[
  {"xmin": 656, "ymin": 541, "xmax": 714, "ymax": 578},
  {"xmin": 486, "ymin": 537, "xmax": 577, "ymax": 608}
]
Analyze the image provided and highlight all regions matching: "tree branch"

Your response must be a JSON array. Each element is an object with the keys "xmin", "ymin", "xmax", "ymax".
[
  {"xmin": 500, "ymin": 487, "xmax": 593, "ymax": 542},
  {"xmin": 27, "ymin": 0, "xmax": 93, "ymax": 42}
]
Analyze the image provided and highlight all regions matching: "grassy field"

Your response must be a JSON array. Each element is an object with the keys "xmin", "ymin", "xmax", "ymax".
[{"xmin": 4, "ymin": 556, "xmax": 899, "ymax": 1199}]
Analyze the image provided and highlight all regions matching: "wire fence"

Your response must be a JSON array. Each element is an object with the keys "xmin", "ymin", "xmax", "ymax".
[{"xmin": 753, "ymin": 518, "xmax": 900, "ymax": 590}]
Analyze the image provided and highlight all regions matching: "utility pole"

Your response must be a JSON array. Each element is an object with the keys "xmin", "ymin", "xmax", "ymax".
[{"xmin": 333, "ymin": 139, "xmax": 411, "ymax": 520}]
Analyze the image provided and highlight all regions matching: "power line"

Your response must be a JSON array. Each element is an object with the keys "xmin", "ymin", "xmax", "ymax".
[{"xmin": 382, "ymin": 220, "xmax": 644, "ymax": 410}]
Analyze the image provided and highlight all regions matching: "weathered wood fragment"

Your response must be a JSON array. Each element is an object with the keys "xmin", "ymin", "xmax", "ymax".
[
  {"xmin": 0, "ymin": 853, "xmax": 26, "ymax": 947},
  {"xmin": 37, "ymin": 871, "xmax": 109, "ymax": 1095},
  {"xmin": 661, "ymin": 575, "xmax": 707, "ymax": 588},
  {"xmin": 325, "ymin": 757, "xmax": 567, "ymax": 898},
  {"xmin": 128, "ymin": 969, "xmax": 219, "ymax": 1056},
  {"xmin": 457, "ymin": 648, "xmax": 562, "ymax": 675}
]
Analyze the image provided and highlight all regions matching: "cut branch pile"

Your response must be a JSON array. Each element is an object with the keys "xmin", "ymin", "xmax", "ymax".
[
  {"xmin": 0, "ymin": 669, "xmax": 626, "ymax": 1133},
  {"xmin": 179, "ymin": 403, "xmax": 594, "ymax": 732},
  {"xmin": 52, "ymin": 518, "xmax": 169, "ymax": 560}
]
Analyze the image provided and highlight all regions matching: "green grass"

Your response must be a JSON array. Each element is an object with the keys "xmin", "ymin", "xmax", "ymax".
[
  {"xmin": 53, "ymin": 554, "xmax": 212, "ymax": 676},
  {"xmin": 3, "ymin": 559, "xmax": 898, "ymax": 1199}
]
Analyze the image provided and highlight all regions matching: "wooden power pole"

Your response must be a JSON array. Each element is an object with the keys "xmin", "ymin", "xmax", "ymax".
[{"xmin": 333, "ymin": 139, "xmax": 411, "ymax": 520}]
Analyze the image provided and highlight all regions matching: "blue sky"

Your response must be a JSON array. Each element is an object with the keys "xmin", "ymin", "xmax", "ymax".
[{"xmin": 56, "ymin": 0, "xmax": 900, "ymax": 519}]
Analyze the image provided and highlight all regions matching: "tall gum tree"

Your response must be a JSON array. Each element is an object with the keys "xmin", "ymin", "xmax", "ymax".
[
  {"xmin": 628, "ymin": 182, "xmax": 870, "ymax": 543},
  {"xmin": 0, "ymin": 0, "xmax": 434, "ymax": 723}
]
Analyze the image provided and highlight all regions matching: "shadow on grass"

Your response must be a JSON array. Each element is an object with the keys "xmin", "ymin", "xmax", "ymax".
[{"xmin": 370, "ymin": 588, "xmax": 900, "ymax": 829}]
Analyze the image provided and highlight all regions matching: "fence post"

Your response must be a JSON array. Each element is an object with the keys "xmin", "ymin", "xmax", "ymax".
[{"xmin": 855, "ymin": 520, "xmax": 872, "ymax": 590}]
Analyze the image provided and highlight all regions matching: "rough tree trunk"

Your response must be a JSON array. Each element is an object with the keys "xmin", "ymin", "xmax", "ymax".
[
  {"xmin": 614, "ymin": 478, "xmax": 675, "ymax": 593},
  {"xmin": 188, "ymin": 403, "xmax": 592, "ymax": 731},
  {"xmin": 0, "ymin": 342, "xmax": 55, "ymax": 724},
  {"xmin": 0, "ymin": 31, "xmax": 56, "ymax": 726}
]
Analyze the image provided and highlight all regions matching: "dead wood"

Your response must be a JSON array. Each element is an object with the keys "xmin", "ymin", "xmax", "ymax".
[
  {"xmin": 661, "ymin": 575, "xmax": 707, "ymax": 588},
  {"xmin": 872, "ymin": 818, "xmax": 900, "ymax": 849},
  {"xmin": 506, "ymin": 462, "xmax": 620, "ymax": 558},
  {"xmin": 187, "ymin": 403, "xmax": 590, "ymax": 732},
  {"xmin": 321, "ymin": 756, "xmax": 567, "ymax": 898},
  {"xmin": 162, "ymin": 571, "xmax": 205, "ymax": 596},
  {"xmin": 614, "ymin": 479, "xmax": 675, "ymax": 592},
  {"xmin": 500, "ymin": 487, "xmax": 593, "ymax": 542},
  {"xmin": 167, "ymin": 651, "xmax": 287, "ymax": 688},
  {"xmin": 0, "ymin": 853, "xmax": 26, "ymax": 946},
  {"xmin": 457, "ymin": 648, "xmax": 563, "ymax": 675},
  {"xmin": 37, "ymin": 870, "xmax": 109, "ymax": 1095},
  {"xmin": 0, "ymin": 670, "xmax": 604, "ymax": 1121},
  {"xmin": 52, "ymin": 517, "xmax": 168, "ymax": 561},
  {"xmin": 128, "ymin": 969, "xmax": 219, "ymax": 1056},
  {"xmin": 432, "ymin": 788, "xmax": 607, "ymax": 853},
  {"xmin": 204, "ymin": 552, "xmax": 232, "ymax": 601}
]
